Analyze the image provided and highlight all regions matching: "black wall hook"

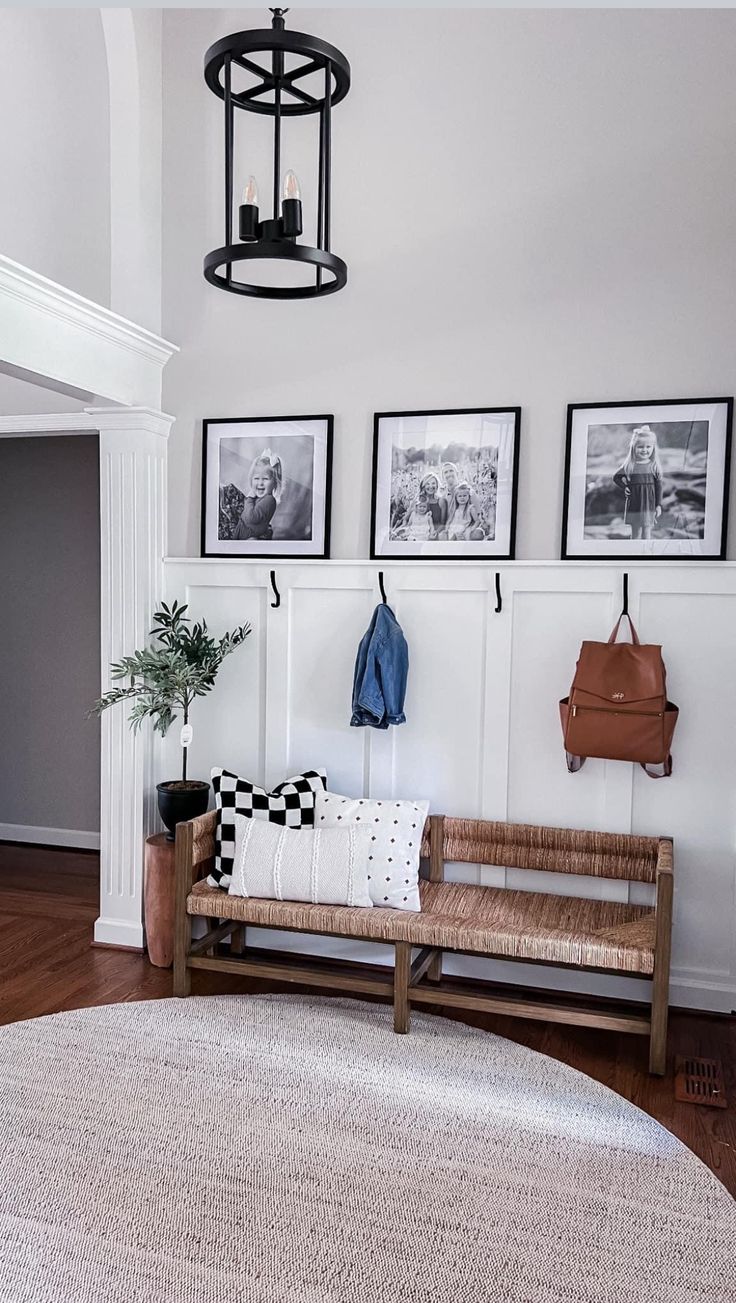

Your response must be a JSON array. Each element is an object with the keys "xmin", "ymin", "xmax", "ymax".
[
  {"xmin": 494, "ymin": 571, "xmax": 503, "ymax": 614},
  {"xmin": 622, "ymin": 571, "xmax": 629, "ymax": 616},
  {"xmin": 378, "ymin": 571, "xmax": 388, "ymax": 605},
  {"xmin": 269, "ymin": 569, "xmax": 281, "ymax": 609}
]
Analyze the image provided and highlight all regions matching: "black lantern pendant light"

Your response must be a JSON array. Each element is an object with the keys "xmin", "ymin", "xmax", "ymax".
[{"xmin": 203, "ymin": 8, "xmax": 350, "ymax": 299}]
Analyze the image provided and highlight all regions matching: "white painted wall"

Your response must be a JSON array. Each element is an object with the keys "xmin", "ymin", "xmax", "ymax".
[
  {"xmin": 163, "ymin": 559, "xmax": 736, "ymax": 1015},
  {"xmin": 0, "ymin": 373, "xmax": 87, "ymax": 416},
  {"xmin": 162, "ymin": 7, "xmax": 736, "ymax": 560},
  {"xmin": 102, "ymin": 9, "xmax": 164, "ymax": 334},
  {"xmin": 0, "ymin": 10, "xmax": 164, "ymax": 334},
  {"xmin": 0, "ymin": 9, "xmax": 110, "ymax": 306}
]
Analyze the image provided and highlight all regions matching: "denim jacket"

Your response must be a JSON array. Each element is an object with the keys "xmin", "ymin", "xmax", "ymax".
[{"xmin": 350, "ymin": 603, "xmax": 408, "ymax": 729}]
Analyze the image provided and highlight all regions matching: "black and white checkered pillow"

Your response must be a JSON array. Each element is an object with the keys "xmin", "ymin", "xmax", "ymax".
[{"xmin": 208, "ymin": 767, "xmax": 327, "ymax": 889}]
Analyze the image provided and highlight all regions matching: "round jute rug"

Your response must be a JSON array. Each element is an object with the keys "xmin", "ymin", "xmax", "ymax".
[{"xmin": 0, "ymin": 996, "xmax": 733, "ymax": 1303}]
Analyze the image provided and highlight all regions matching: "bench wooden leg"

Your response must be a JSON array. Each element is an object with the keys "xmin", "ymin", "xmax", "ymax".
[
  {"xmin": 172, "ymin": 900, "xmax": 192, "ymax": 997},
  {"xmin": 649, "ymin": 961, "xmax": 669, "ymax": 1075},
  {"xmin": 393, "ymin": 941, "xmax": 411, "ymax": 1034},
  {"xmin": 427, "ymin": 951, "xmax": 442, "ymax": 983},
  {"xmin": 649, "ymin": 857, "xmax": 673, "ymax": 1076},
  {"xmin": 231, "ymin": 925, "xmax": 245, "ymax": 956}
]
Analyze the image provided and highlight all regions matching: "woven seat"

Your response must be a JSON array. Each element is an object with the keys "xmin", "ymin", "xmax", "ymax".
[{"xmin": 188, "ymin": 878, "xmax": 655, "ymax": 975}]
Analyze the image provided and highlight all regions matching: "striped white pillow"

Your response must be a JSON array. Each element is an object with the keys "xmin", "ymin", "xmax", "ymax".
[
  {"xmin": 228, "ymin": 813, "xmax": 373, "ymax": 908},
  {"xmin": 209, "ymin": 767, "xmax": 327, "ymax": 890}
]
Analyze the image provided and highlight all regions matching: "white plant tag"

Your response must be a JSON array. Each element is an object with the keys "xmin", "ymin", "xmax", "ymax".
[{"xmin": 180, "ymin": 723, "xmax": 193, "ymax": 748}]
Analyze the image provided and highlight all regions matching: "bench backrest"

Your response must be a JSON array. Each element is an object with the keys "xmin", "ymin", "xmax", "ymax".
[
  {"xmin": 184, "ymin": 808, "xmax": 666, "ymax": 887},
  {"xmin": 422, "ymin": 814, "xmax": 662, "ymax": 884}
]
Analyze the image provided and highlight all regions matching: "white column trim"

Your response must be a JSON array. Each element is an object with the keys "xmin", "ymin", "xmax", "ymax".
[
  {"xmin": 93, "ymin": 406, "xmax": 173, "ymax": 949},
  {"xmin": 85, "ymin": 406, "xmax": 174, "ymax": 438},
  {"xmin": 0, "ymin": 255, "xmax": 177, "ymax": 407},
  {"xmin": 0, "ymin": 407, "xmax": 175, "ymax": 437}
]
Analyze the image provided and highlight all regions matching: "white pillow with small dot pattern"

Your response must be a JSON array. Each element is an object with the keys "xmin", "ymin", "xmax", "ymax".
[{"xmin": 314, "ymin": 792, "xmax": 429, "ymax": 911}]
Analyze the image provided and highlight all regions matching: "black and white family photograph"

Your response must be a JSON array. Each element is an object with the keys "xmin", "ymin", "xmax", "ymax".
[
  {"xmin": 201, "ymin": 416, "xmax": 333, "ymax": 558},
  {"xmin": 371, "ymin": 407, "xmax": 520, "ymax": 559},
  {"xmin": 562, "ymin": 400, "xmax": 732, "ymax": 560}
]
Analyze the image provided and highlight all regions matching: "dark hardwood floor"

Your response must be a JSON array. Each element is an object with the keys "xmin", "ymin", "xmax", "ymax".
[{"xmin": 1, "ymin": 842, "xmax": 734, "ymax": 1196}]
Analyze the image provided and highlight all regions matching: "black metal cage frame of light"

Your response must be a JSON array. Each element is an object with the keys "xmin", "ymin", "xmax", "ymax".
[{"xmin": 203, "ymin": 8, "xmax": 351, "ymax": 300}]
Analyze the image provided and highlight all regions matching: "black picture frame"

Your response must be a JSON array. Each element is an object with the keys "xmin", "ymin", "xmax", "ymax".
[
  {"xmin": 561, "ymin": 397, "xmax": 733, "ymax": 561},
  {"xmin": 201, "ymin": 414, "xmax": 333, "ymax": 559},
  {"xmin": 370, "ymin": 406, "xmax": 521, "ymax": 561}
]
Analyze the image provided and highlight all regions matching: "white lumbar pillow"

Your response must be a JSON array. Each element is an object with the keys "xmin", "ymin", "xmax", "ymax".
[
  {"xmin": 314, "ymin": 792, "xmax": 429, "ymax": 911},
  {"xmin": 228, "ymin": 812, "xmax": 373, "ymax": 908}
]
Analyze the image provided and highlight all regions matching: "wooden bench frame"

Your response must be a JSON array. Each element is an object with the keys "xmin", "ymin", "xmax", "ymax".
[{"xmin": 173, "ymin": 812, "xmax": 674, "ymax": 1075}]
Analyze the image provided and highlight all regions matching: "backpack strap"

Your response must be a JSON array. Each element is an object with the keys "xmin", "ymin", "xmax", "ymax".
[
  {"xmin": 641, "ymin": 756, "xmax": 673, "ymax": 779},
  {"xmin": 568, "ymin": 753, "xmax": 673, "ymax": 778},
  {"xmin": 608, "ymin": 612, "xmax": 640, "ymax": 645}
]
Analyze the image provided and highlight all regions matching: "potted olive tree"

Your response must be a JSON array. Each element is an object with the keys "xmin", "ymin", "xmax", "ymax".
[{"xmin": 92, "ymin": 600, "xmax": 250, "ymax": 839}]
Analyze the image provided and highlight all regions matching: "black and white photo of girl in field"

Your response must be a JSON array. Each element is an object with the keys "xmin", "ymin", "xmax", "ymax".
[
  {"xmin": 584, "ymin": 420, "xmax": 708, "ymax": 542},
  {"xmin": 217, "ymin": 435, "xmax": 314, "ymax": 542},
  {"xmin": 201, "ymin": 416, "xmax": 333, "ymax": 559}
]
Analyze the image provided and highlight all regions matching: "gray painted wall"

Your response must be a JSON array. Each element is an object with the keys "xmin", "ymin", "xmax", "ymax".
[
  {"xmin": 162, "ymin": 7, "xmax": 736, "ymax": 560},
  {"xmin": 0, "ymin": 436, "xmax": 100, "ymax": 836}
]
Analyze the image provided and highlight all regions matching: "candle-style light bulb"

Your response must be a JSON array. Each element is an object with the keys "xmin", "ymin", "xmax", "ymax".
[
  {"xmin": 243, "ymin": 174, "xmax": 259, "ymax": 207},
  {"xmin": 281, "ymin": 169, "xmax": 303, "ymax": 238},
  {"xmin": 282, "ymin": 170, "xmax": 301, "ymax": 202},
  {"xmin": 239, "ymin": 175, "xmax": 260, "ymax": 241}
]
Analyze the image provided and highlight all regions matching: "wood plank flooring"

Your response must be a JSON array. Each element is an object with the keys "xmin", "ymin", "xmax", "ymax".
[{"xmin": 1, "ymin": 842, "xmax": 734, "ymax": 1195}]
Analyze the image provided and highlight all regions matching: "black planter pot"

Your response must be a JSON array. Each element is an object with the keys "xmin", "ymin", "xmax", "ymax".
[{"xmin": 156, "ymin": 780, "xmax": 210, "ymax": 842}]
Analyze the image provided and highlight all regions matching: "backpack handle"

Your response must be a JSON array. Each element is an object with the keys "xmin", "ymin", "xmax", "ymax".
[{"xmin": 608, "ymin": 612, "xmax": 640, "ymax": 645}]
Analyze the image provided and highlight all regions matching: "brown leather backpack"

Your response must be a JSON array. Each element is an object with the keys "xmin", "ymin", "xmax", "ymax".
[{"xmin": 559, "ymin": 614, "xmax": 679, "ymax": 778}]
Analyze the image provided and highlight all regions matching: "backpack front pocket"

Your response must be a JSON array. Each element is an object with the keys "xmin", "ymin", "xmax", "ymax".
[{"xmin": 562, "ymin": 699, "xmax": 668, "ymax": 763}]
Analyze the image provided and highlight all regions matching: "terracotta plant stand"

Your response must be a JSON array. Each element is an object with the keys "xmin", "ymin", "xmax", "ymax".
[{"xmin": 144, "ymin": 833, "xmax": 176, "ymax": 968}]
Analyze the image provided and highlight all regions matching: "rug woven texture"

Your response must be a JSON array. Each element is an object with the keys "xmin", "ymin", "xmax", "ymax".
[{"xmin": 0, "ymin": 995, "xmax": 733, "ymax": 1303}]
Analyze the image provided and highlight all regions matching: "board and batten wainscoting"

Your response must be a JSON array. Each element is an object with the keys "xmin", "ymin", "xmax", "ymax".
[{"xmin": 162, "ymin": 560, "xmax": 736, "ymax": 1015}]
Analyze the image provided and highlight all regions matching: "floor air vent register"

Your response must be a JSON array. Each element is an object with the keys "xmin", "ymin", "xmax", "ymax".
[{"xmin": 674, "ymin": 1056, "xmax": 727, "ymax": 1109}]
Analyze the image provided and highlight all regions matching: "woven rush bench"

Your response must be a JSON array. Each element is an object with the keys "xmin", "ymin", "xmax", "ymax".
[{"xmin": 173, "ymin": 812, "xmax": 674, "ymax": 1075}]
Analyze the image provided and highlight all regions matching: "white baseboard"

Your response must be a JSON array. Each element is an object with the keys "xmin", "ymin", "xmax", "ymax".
[
  {"xmin": 669, "ymin": 975, "xmax": 736, "ymax": 1014},
  {"xmin": 94, "ymin": 915, "xmax": 144, "ymax": 950},
  {"xmin": 0, "ymin": 822, "xmax": 100, "ymax": 851}
]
